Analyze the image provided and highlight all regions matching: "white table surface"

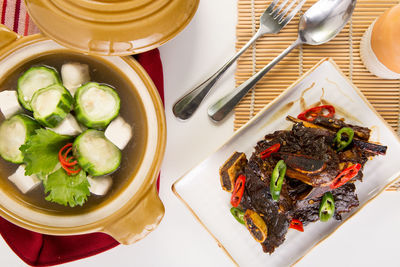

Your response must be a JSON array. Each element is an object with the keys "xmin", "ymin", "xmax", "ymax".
[{"xmin": 1, "ymin": 0, "xmax": 400, "ymax": 266}]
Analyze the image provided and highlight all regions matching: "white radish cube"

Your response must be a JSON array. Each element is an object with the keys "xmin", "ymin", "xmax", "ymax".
[
  {"xmin": 51, "ymin": 114, "xmax": 82, "ymax": 136},
  {"xmin": 87, "ymin": 175, "xmax": 112, "ymax": 195},
  {"xmin": 8, "ymin": 165, "xmax": 41, "ymax": 194},
  {"xmin": 105, "ymin": 116, "xmax": 132, "ymax": 150},
  {"xmin": 0, "ymin": 90, "xmax": 23, "ymax": 118},
  {"xmin": 61, "ymin": 62, "xmax": 90, "ymax": 96}
]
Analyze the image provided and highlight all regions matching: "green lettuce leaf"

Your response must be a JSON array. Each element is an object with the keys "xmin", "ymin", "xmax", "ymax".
[
  {"xmin": 44, "ymin": 168, "xmax": 90, "ymax": 207},
  {"xmin": 20, "ymin": 129, "xmax": 73, "ymax": 176}
]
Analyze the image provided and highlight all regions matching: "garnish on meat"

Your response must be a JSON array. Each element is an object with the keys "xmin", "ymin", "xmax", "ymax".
[
  {"xmin": 230, "ymin": 207, "xmax": 245, "ymax": 224},
  {"xmin": 319, "ymin": 192, "xmax": 335, "ymax": 222},
  {"xmin": 219, "ymin": 105, "xmax": 386, "ymax": 253},
  {"xmin": 297, "ymin": 105, "xmax": 335, "ymax": 122},
  {"xmin": 270, "ymin": 160, "xmax": 287, "ymax": 201},
  {"xmin": 231, "ymin": 174, "xmax": 246, "ymax": 207},
  {"xmin": 289, "ymin": 219, "xmax": 304, "ymax": 232}
]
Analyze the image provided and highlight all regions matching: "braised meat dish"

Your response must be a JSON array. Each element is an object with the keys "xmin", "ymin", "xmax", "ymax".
[{"xmin": 219, "ymin": 105, "xmax": 387, "ymax": 254}]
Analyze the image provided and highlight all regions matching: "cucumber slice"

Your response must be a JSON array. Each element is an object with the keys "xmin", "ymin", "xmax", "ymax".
[
  {"xmin": 73, "ymin": 129, "xmax": 121, "ymax": 176},
  {"xmin": 0, "ymin": 114, "xmax": 40, "ymax": 163},
  {"xmin": 74, "ymin": 82, "xmax": 120, "ymax": 129},
  {"xmin": 31, "ymin": 84, "xmax": 74, "ymax": 128},
  {"xmin": 17, "ymin": 66, "xmax": 61, "ymax": 111}
]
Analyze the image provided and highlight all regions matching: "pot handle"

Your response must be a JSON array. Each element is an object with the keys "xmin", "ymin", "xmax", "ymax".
[
  {"xmin": 0, "ymin": 24, "xmax": 21, "ymax": 51},
  {"xmin": 102, "ymin": 184, "xmax": 165, "ymax": 245}
]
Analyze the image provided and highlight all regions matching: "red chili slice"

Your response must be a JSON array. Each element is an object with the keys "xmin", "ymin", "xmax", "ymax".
[
  {"xmin": 231, "ymin": 175, "xmax": 246, "ymax": 207},
  {"xmin": 61, "ymin": 164, "xmax": 81, "ymax": 175},
  {"xmin": 58, "ymin": 143, "xmax": 72, "ymax": 163},
  {"xmin": 58, "ymin": 143, "xmax": 81, "ymax": 175},
  {"xmin": 65, "ymin": 156, "xmax": 78, "ymax": 165},
  {"xmin": 260, "ymin": 143, "xmax": 281, "ymax": 159},
  {"xmin": 289, "ymin": 219, "xmax": 304, "ymax": 232},
  {"xmin": 61, "ymin": 147, "xmax": 78, "ymax": 166},
  {"xmin": 297, "ymin": 105, "xmax": 335, "ymax": 122},
  {"xmin": 330, "ymin": 163, "xmax": 361, "ymax": 189}
]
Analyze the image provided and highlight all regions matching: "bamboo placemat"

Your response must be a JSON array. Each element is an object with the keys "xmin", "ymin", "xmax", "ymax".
[{"xmin": 234, "ymin": 0, "xmax": 400, "ymax": 190}]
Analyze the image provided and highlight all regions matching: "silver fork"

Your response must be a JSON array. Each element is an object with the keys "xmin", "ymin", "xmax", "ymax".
[{"xmin": 172, "ymin": 0, "xmax": 306, "ymax": 120}]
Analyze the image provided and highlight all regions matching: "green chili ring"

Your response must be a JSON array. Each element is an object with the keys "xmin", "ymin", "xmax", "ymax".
[
  {"xmin": 270, "ymin": 160, "xmax": 287, "ymax": 201},
  {"xmin": 230, "ymin": 207, "xmax": 245, "ymax": 224},
  {"xmin": 319, "ymin": 192, "xmax": 335, "ymax": 222},
  {"xmin": 334, "ymin": 127, "xmax": 354, "ymax": 152}
]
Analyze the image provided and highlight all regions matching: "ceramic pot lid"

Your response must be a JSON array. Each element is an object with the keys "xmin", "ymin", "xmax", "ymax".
[{"xmin": 25, "ymin": 0, "xmax": 199, "ymax": 56}]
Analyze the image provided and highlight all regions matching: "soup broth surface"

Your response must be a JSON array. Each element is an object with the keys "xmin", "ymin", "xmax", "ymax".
[{"xmin": 0, "ymin": 51, "xmax": 148, "ymax": 214}]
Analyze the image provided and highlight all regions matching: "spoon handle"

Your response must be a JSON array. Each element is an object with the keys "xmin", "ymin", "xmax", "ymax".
[
  {"xmin": 172, "ymin": 30, "xmax": 264, "ymax": 120},
  {"xmin": 208, "ymin": 39, "xmax": 301, "ymax": 122}
]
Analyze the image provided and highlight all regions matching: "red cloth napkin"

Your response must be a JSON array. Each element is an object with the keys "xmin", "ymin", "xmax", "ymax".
[{"xmin": 0, "ymin": 1, "xmax": 165, "ymax": 266}]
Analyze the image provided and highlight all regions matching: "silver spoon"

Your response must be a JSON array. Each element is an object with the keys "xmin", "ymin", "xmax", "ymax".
[{"xmin": 208, "ymin": 0, "xmax": 357, "ymax": 122}]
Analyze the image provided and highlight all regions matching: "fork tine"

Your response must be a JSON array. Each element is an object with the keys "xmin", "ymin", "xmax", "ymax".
[
  {"xmin": 271, "ymin": 0, "xmax": 289, "ymax": 17},
  {"xmin": 266, "ymin": 0, "xmax": 280, "ymax": 13},
  {"xmin": 280, "ymin": 0, "xmax": 306, "ymax": 25},
  {"xmin": 275, "ymin": 0, "xmax": 297, "ymax": 21}
]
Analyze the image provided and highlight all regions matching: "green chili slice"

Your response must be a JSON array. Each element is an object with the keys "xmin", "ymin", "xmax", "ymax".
[
  {"xmin": 230, "ymin": 207, "xmax": 245, "ymax": 224},
  {"xmin": 319, "ymin": 192, "xmax": 335, "ymax": 222},
  {"xmin": 270, "ymin": 160, "xmax": 286, "ymax": 201},
  {"xmin": 333, "ymin": 127, "xmax": 354, "ymax": 152}
]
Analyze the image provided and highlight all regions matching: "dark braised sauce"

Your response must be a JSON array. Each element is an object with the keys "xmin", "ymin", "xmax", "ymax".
[
  {"xmin": 220, "ymin": 118, "xmax": 386, "ymax": 253},
  {"xmin": 0, "ymin": 51, "xmax": 148, "ymax": 214}
]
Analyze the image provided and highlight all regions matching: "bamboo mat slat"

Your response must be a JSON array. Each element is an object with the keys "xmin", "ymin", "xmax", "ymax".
[{"xmin": 234, "ymin": 0, "xmax": 400, "ymax": 191}]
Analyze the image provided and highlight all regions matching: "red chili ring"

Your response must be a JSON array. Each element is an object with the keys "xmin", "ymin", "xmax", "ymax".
[
  {"xmin": 66, "ymin": 156, "xmax": 78, "ymax": 165},
  {"xmin": 231, "ymin": 175, "xmax": 246, "ymax": 207},
  {"xmin": 260, "ymin": 143, "xmax": 281, "ymax": 160},
  {"xmin": 58, "ymin": 143, "xmax": 81, "ymax": 175},
  {"xmin": 61, "ymin": 164, "xmax": 81, "ymax": 175},
  {"xmin": 297, "ymin": 105, "xmax": 335, "ymax": 122},
  {"xmin": 63, "ymin": 146, "xmax": 73, "ymax": 160},
  {"xmin": 330, "ymin": 163, "xmax": 361, "ymax": 189},
  {"xmin": 289, "ymin": 219, "xmax": 304, "ymax": 232}
]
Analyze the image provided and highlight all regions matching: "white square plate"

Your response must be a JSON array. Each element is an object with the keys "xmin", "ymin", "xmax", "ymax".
[{"xmin": 172, "ymin": 58, "xmax": 400, "ymax": 266}]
